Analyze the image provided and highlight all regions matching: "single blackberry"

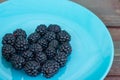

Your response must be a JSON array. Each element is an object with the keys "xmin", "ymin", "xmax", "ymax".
[
  {"xmin": 35, "ymin": 52, "xmax": 47, "ymax": 64},
  {"xmin": 57, "ymin": 30, "xmax": 71, "ymax": 43},
  {"xmin": 41, "ymin": 60, "xmax": 60, "ymax": 78},
  {"xmin": 47, "ymin": 24, "xmax": 61, "ymax": 33},
  {"xmin": 13, "ymin": 29, "xmax": 27, "ymax": 38},
  {"xmin": 59, "ymin": 43, "xmax": 72, "ymax": 56},
  {"xmin": 35, "ymin": 24, "xmax": 47, "ymax": 36},
  {"xmin": 37, "ymin": 38, "xmax": 48, "ymax": 50},
  {"xmin": 54, "ymin": 52, "xmax": 67, "ymax": 67},
  {"xmin": 2, "ymin": 44, "xmax": 15, "ymax": 61},
  {"xmin": 15, "ymin": 36, "xmax": 29, "ymax": 51},
  {"xmin": 22, "ymin": 50, "xmax": 34, "ymax": 61},
  {"xmin": 28, "ymin": 32, "xmax": 40, "ymax": 44},
  {"xmin": 11, "ymin": 54, "xmax": 25, "ymax": 70},
  {"xmin": 24, "ymin": 61, "xmax": 41, "ymax": 76},
  {"xmin": 45, "ymin": 47, "xmax": 56, "ymax": 59},
  {"xmin": 2, "ymin": 33, "xmax": 15, "ymax": 46},
  {"xmin": 43, "ymin": 32, "xmax": 56, "ymax": 42},
  {"xmin": 49, "ymin": 40, "xmax": 59, "ymax": 48},
  {"xmin": 30, "ymin": 43, "xmax": 42, "ymax": 53}
]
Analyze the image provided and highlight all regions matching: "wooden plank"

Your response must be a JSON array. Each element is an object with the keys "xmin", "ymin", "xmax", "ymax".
[
  {"xmin": 108, "ymin": 28, "xmax": 120, "ymax": 41},
  {"xmin": 105, "ymin": 76, "xmax": 120, "ymax": 80}
]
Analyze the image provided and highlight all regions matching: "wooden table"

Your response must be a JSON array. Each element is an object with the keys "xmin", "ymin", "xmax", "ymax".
[
  {"xmin": 105, "ymin": 27, "xmax": 120, "ymax": 80},
  {"xmin": 0, "ymin": 0, "xmax": 120, "ymax": 79}
]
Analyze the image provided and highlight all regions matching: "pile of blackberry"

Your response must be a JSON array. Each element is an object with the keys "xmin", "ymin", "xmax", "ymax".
[{"xmin": 1, "ymin": 24, "xmax": 72, "ymax": 78}]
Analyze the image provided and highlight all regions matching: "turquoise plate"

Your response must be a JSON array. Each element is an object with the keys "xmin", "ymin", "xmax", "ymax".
[{"xmin": 0, "ymin": 0, "xmax": 114, "ymax": 80}]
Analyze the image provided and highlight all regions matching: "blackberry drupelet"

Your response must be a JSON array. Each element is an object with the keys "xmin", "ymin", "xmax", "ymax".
[
  {"xmin": 2, "ymin": 44, "xmax": 15, "ymax": 61},
  {"xmin": 49, "ymin": 40, "xmax": 59, "ymax": 48},
  {"xmin": 24, "ymin": 61, "xmax": 41, "ymax": 76},
  {"xmin": 35, "ymin": 52, "xmax": 47, "ymax": 64},
  {"xmin": 22, "ymin": 50, "xmax": 34, "ymax": 61},
  {"xmin": 30, "ymin": 43, "xmax": 42, "ymax": 53},
  {"xmin": 15, "ymin": 36, "xmax": 29, "ymax": 51},
  {"xmin": 2, "ymin": 33, "xmax": 15, "ymax": 46},
  {"xmin": 45, "ymin": 47, "xmax": 56, "ymax": 59},
  {"xmin": 37, "ymin": 38, "xmax": 48, "ymax": 50},
  {"xmin": 11, "ymin": 54, "xmax": 25, "ymax": 70},
  {"xmin": 28, "ymin": 32, "xmax": 40, "ymax": 44},
  {"xmin": 43, "ymin": 32, "xmax": 56, "ymax": 42},
  {"xmin": 54, "ymin": 52, "xmax": 67, "ymax": 67},
  {"xmin": 57, "ymin": 30, "xmax": 71, "ymax": 43},
  {"xmin": 13, "ymin": 29, "xmax": 27, "ymax": 38},
  {"xmin": 41, "ymin": 60, "xmax": 60, "ymax": 78},
  {"xmin": 48, "ymin": 24, "xmax": 61, "ymax": 33},
  {"xmin": 59, "ymin": 43, "xmax": 72, "ymax": 56},
  {"xmin": 35, "ymin": 24, "xmax": 47, "ymax": 36}
]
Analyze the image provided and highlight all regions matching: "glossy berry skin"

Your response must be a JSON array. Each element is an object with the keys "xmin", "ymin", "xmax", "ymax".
[
  {"xmin": 59, "ymin": 43, "xmax": 72, "ymax": 56},
  {"xmin": 41, "ymin": 60, "xmax": 60, "ymax": 78},
  {"xmin": 57, "ymin": 30, "xmax": 71, "ymax": 43},
  {"xmin": 2, "ymin": 33, "xmax": 15, "ymax": 46},
  {"xmin": 47, "ymin": 24, "xmax": 61, "ymax": 33},
  {"xmin": 13, "ymin": 29, "xmax": 27, "ymax": 38},
  {"xmin": 24, "ymin": 61, "xmax": 41, "ymax": 76},
  {"xmin": 11, "ymin": 54, "xmax": 25, "ymax": 70},
  {"xmin": 35, "ymin": 24, "xmax": 47, "ymax": 36},
  {"xmin": 15, "ymin": 36, "xmax": 29, "ymax": 51},
  {"xmin": 43, "ymin": 32, "xmax": 56, "ymax": 42},
  {"xmin": 28, "ymin": 32, "xmax": 40, "ymax": 44},
  {"xmin": 2, "ymin": 44, "xmax": 15, "ymax": 61}
]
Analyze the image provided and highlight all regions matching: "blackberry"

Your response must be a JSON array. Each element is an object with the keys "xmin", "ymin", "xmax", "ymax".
[
  {"xmin": 41, "ymin": 60, "xmax": 60, "ymax": 78},
  {"xmin": 2, "ymin": 44, "xmax": 15, "ymax": 61},
  {"xmin": 35, "ymin": 52, "xmax": 47, "ymax": 64},
  {"xmin": 24, "ymin": 61, "xmax": 41, "ymax": 76},
  {"xmin": 37, "ymin": 38, "xmax": 48, "ymax": 50},
  {"xmin": 15, "ymin": 36, "xmax": 29, "ymax": 51},
  {"xmin": 49, "ymin": 40, "xmax": 59, "ymax": 48},
  {"xmin": 22, "ymin": 50, "xmax": 34, "ymax": 61},
  {"xmin": 35, "ymin": 24, "xmax": 47, "ymax": 36},
  {"xmin": 59, "ymin": 43, "xmax": 72, "ymax": 56},
  {"xmin": 57, "ymin": 30, "xmax": 71, "ymax": 43},
  {"xmin": 13, "ymin": 29, "xmax": 27, "ymax": 38},
  {"xmin": 54, "ymin": 52, "xmax": 67, "ymax": 67},
  {"xmin": 43, "ymin": 32, "xmax": 56, "ymax": 42},
  {"xmin": 30, "ymin": 43, "xmax": 42, "ymax": 53},
  {"xmin": 11, "ymin": 54, "xmax": 25, "ymax": 70},
  {"xmin": 28, "ymin": 32, "xmax": 40, "ymax": 44},
  {"xmin": 48, "ymin": 24, "xmax": 61, "ymax": 33},
  {"xmin": 2, "ymin": 33, "xmax": 15, "ymax": 46},
  {"xmin": 45, "ymin": 47, "xmax": 56, "ymax": 59}
]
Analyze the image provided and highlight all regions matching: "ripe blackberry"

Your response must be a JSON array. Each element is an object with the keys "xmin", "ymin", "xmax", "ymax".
[
  {"xmin": 35, "ymin": 52, "xmax": 47, "ymax": 64},
  {"xmin": 37, "ymin": 38, "xmax": 48, "ymax": 50},
  {"xmin": 41, "ymin": 60, "xmax": 60, "ymax": 78},
  {"xmin": 35, "ymin": 24, "xmax": 47, "ymax": 36},
  {"xmin": 2, "ymin": 33, "xmax": 15, "ymax": 46},
  {"xmin": 15, "ymin": 36, "xmax": 29, "ymax": 51},
  {"xmin": 54, "ymin": 52, "xmax": 67, "ymax": 67},
  {"xmin": 43, "ymin": 32, "xmax": 56, "ymax": 42},
  {"xmin": 24, "ymin": 61, "xmax": 41, "ymax": 76},
  {"xmin": 22, "ymin": 50, "xmax": 34, "ymax": 61},
  {"xmin": 11, "ymin": 54, "xmax": 25, "ymax": 70},
  {"xmin": 49, "ymin": 40, "xmax": 59, "ymax": 48},
  {"xmin": 45, "ymin": 47, "xmax": 56, "ymax": 59},
  {"xmin": 59, "ymin": 43, "xmax": 72, "ymax": 56},
  {"xmin": 13, "ymin": 29, "xmax": 27, "ymax": 38},
  {"xmin": 28, "ymin": 32, "xmax": 40, "ymax": 44},
  {"xmin": 57, "ymin": 30, "xmax": 71, "ymax": 43},
  {"xmin": 30, "ymin": 43, "xmax": 42, "ymax": 53},
  {"xmin": 48, "ymin": 24, "xmax": 61, "ymax": 33},
  {"xmin": 2, "ymin": 44, "xmax": 15, "ymax": 61}
]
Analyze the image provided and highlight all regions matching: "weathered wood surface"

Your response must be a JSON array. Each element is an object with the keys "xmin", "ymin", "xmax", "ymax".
[{"xmin": 105, "ymin": 27, "xmax": 120, "ymax": 80}]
